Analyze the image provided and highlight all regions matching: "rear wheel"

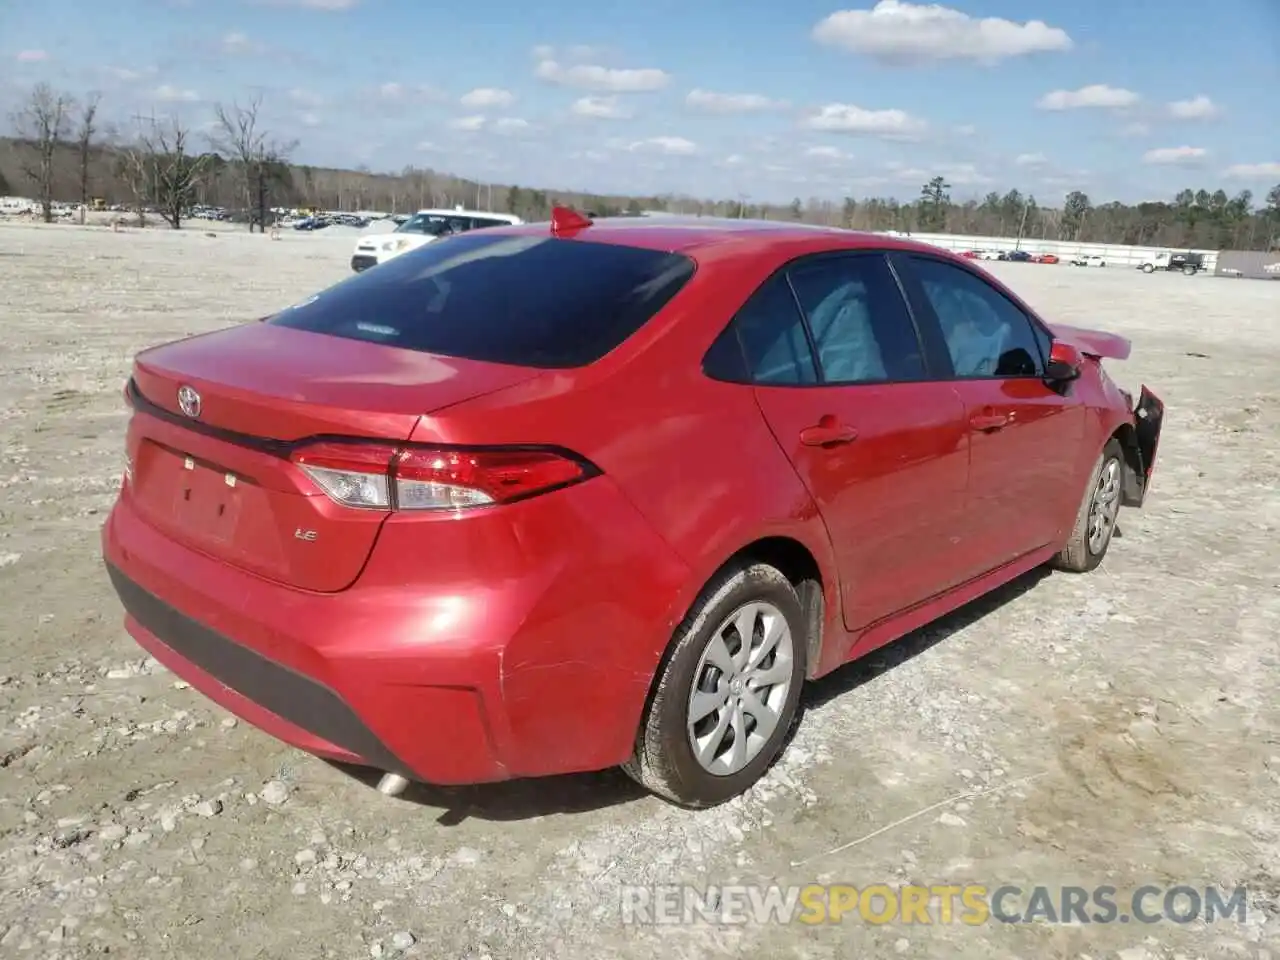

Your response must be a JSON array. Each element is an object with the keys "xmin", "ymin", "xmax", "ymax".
[
  {"xmin": 1053, "ymin": 439, "xmax": 1124, "ymax": 573},
  {"xmin": 623, "ymin": 563, "xmax": 807, "ymax": 808},
  {"xmin": 1141, "ymin": 263, "xmax": 1154, "ymax": 273},
  {"xmin": 1183, "ymin": 265, "xmax": 1197, "ymax": 276}
]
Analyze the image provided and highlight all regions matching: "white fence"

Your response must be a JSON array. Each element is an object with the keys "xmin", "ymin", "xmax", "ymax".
[{"xmin": 903, "ymin": 231, "xmax": 1220, "ymax": 272}]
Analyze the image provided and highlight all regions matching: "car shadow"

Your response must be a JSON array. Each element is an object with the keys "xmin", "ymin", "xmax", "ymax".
[
  {"xmin": 323, "ymin": 760, "xmax": 648, "ymax": 824},
  {"xmin": 326, "ymin": 565, "xmax": 1052, "ymax": 823},
  {"xmin": 804, "ymin": 565, "xmax": 1050, "ymax": 710}
]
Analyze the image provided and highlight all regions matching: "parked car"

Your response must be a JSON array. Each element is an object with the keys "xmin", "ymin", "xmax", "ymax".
[
  {"xmin": 1033, "ymin": 254, "xmax": 1060, "ymax": 265},
  {"xmin": 1070, "ymin": 255, "xmax": 1106, "ymax": 268},
  {"xmin": 1001, "ymin": 250, "xmax": 1033, "ymax": 263},
  {"xmin": 350, "ymin": 208, "xmax": 523, "ymax": 272},
  {"xmin": 101, "ymin": 210, "xmax": 1164, "ymax": 808},
  {"xmin": 960, "ymin": 250, "xmax": 981, "ymax": 259},
  {"xmin": 1264, "ymin": 261, "xmax": 1280, "ymax": 277},
  {"xmin": 978, "ymin": 250, "xmax": 1002, "ymax": 261}
]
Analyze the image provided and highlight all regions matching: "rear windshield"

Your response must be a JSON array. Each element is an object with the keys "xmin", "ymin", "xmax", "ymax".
[{"xmin": 269, "ymin": 232, "xmax": 695, "ymax": 368}]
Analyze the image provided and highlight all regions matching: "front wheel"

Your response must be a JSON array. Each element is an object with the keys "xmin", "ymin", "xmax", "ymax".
[
  {"xmin": 623, "ymin": 563, "xmax": 808, "ymax": 808},
  {"xmin": 1141, "ymin": 263, "xmax": 1154, "ymax": 273},
  {"xmin": 1052, "ymin": 439, "xmax": 1124, "ymax": 573}
]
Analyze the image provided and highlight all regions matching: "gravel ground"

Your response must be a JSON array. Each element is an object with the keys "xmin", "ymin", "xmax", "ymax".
[{"xmin": 0, "ymin": 222, "xmax": 1277, "ymax": 960}]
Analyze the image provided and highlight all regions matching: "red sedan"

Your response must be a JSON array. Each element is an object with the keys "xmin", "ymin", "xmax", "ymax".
[{"xmin": 102, "ymin": 209, "xmax": 1164, "ymax": 808}]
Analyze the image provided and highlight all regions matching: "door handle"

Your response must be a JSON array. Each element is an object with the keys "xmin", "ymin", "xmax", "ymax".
[
  {"xmin": 800, "ymin": 417, "xmax": 859, "ymax": 447},
  {"xmin": 969, "ymin": 412, "xmax": 1009, "ymax": 432}
]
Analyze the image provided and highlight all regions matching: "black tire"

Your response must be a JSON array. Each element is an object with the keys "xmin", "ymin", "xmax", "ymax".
[
  {"xmin": 1052, "ymin": 439, "xmax": 1124, "ymax": 573},
  {"xmin": 622, "ymin": 562, "xmax": 808, "ymax": 808},
  {"xmin": 1141, "ymin": 263, "xmax": 1154, "ymax": 273},
  {"xmin": 1183, "ymin": 265, "xmax": 1197, "ymax": 276}
]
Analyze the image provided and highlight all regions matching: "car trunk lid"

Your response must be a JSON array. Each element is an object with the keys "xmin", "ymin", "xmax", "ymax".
[
  {"xmin": 125, "ymin": 322, "xmax": 542, "ymax": 592},
  {"xmin": 1047, "ymin": 322, "xmax": 1131, "ymax": 361}
]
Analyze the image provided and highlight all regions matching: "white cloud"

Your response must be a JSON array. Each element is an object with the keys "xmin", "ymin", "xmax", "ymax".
[
  {"xmin": 806, "ymin": 145, "xmax": 852, "ymax": 162},
  {"xmin": 1015, "ymin": 152, "xmax": 1048, "ymax": 167},
  {"xmin": 221, "ymin": 31, "xmax": 257, "ymax": 53},
  {"xmin": 953, "ymin": 124, "xmax": 977, "ymax": 137},
  {"xmin": 534, "ymin": 58, "xmax": 669, "ymax": 92},
  {"xmin": 288, "ymin": 87, "xmax": 324, "ymax": 107},
  {"xmin": 1166, "ymin": 95, "xmax": 1220, "ymax": 120},
  {"xmin": 628, "ymin": 136, "xmax": 698, "ymax": 156},
  {"xmin": 566, "ymin": 44, "xmax": 610, "ymax": 61},
  {"xmin": 447, "ymin": 115, "xmax": 487, "ymax": 132},
  {"xmin": 803, "ymin": 103, "xmax": 927, "ymax": 139},
  {"xmin": 104, "ymin": 65, "xmax": 157, "ymax": 82},
  {"xmin": 813, "ymin": 0, "xmax": 1071, "ymax": 65},
  {"xmin": 491, "ymin": 117, "xmax": 530, "ymax": 134},
  {"xmin": 1223, "ymin": 161, "xmax": 1280, "ymax": 179},
  {"xmin": 377, "ymin": 82, "xmax": 444, "ymax": 103},
  {"xmin": 15, "ymin": 50, "xmax": 48, "ymax": 62},
  {"xmin": 1119, "ymin": 121, "xmax": 1151, "ymax": 137},
  {"xmin": 885, "ymin": 160, "xmax": 992, "ymax": 186},
  {"xmin": 685, "ymin": 89, "xmax": 789, "ymax": 113},
  {"xmin": 445, "ymin": 115, "xmax": 531, "ymax": 135},
  {"xmin": 570, "ymin": 96, "xmax": 631, "ymax": 119},
  {"xmin": 153, "ymin": 84, "xmax": 198, "ymax": 102},
  {"xmin": 298, "ymin": 112, "xmax": 322, "ymax": 128},
  {"xmin": 460, "ymin": 87, "xmax": 514, "ymax": 108},
  {"xmin": 1037, "ymin": 84, "xmax": 1140, "ymax": 110},
  {"xmin": 1142, "ymin": 146, "xmax": 1207, "ymax": 165},
  {"xmin": 249, "ymin": 0, "xmax": 361, "ymax": 8}
]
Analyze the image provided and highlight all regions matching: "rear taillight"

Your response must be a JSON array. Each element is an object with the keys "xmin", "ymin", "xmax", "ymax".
[{"xmin": 291, "ymin": 442, "xmax": 597, "ymax": 512}]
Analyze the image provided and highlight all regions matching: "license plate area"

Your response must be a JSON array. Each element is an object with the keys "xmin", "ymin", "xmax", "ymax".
[{"xmin": 170, "ymin": 453, "xmax": 244, "ymax": 543}]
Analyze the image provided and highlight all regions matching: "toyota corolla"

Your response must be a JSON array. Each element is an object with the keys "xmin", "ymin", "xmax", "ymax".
[{"xmin": 102, "ymin": 209, "xmax": 1164, "ymax": 808}]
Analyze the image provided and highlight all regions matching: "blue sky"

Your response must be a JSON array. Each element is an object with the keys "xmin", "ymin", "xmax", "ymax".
[{"xmin": 2, "ymin": 0, "xmax": 1278, "ymax": 205}]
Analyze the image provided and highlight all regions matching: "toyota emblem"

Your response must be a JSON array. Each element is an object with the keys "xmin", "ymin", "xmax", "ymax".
[{"xmin": 177, "ymin": 385, "xmax": 202, "ymax": 419}]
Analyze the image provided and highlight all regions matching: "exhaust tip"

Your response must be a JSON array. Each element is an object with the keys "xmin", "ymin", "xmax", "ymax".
[{"xmin": 376, "ymin": 773, "xmax": 411, "ymax": 797}]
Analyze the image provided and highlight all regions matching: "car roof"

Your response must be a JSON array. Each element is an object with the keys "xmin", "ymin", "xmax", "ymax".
[
  {"xmin": 412, "ymin": 208, "xmax": 521, "ymax": 220},
  {"xmin": 484, "ymin": 214, "xmax": 956, "ymax": 262}
]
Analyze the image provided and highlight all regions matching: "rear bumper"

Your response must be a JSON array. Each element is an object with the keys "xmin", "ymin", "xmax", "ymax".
[
  {"xmin": 101, "ymin": 474, "xmax": 691, "ymax": 785},
  {"xmin": 106, "ymin": 563, "xmax": 413, "ymax": 775}
]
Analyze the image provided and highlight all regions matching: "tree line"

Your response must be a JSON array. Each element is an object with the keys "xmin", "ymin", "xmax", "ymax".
[{"xmin": 4, "ymin": 82, "xmax": 1278, "ymax": 251}]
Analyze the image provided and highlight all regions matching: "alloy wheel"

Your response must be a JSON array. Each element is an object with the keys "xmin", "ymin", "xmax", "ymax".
[{"xmin": 686, "ymin": 602, "xmax": 795, "ymax": 777}]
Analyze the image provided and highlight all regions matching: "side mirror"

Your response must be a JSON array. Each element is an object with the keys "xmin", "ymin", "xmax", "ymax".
[{"xmin": 1045, "ymin": 341, "xmax": 1083, "ymax": 383}]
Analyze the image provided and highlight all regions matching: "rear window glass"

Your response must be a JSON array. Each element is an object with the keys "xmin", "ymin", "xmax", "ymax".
[{"xmin": 269, "ymin": 232, "xmax": 695, "ymax": 368}]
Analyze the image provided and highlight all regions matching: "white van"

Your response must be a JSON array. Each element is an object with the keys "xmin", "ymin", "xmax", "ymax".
[{"xmin": 350, "ymin": 208, "xmax": 523, "ymax": 272}]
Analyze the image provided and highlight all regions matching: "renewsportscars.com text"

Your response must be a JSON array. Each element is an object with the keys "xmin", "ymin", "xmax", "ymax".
[{"xmin": 621, "ymin": 883, "xmax": 1250, "ymax": 926}]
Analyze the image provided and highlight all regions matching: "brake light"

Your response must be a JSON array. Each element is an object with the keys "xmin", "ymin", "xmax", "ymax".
[{"xmin": 291, "ymin": 442, "xmax": 597, "ymax": 511}]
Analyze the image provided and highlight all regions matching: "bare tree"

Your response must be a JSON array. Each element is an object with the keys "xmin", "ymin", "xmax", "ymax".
[
  {"xmin": 120, "ymin": 113, "xmax": 209, "ymax": 229},
  {"xmin": 209, "ymin": 95, "xmax": 297, "ymax": 232},
  {"xmin": 75, "ymin": 92, "xmax": 102, "ymax": 224},
  {"xmin": 10, "ymin": 83, "xmax": 74, "ymax": 223}
]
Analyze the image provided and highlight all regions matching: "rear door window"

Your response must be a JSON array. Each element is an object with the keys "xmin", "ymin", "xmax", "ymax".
[
  {"xmin": 702, "ymin": 275, "xmax": 819, "ymax": 385},
  {"xmin": 786, "ymin": 255, "xmax": 927, "ymax": 383},
  {"xmin": 269, "ymin": 233, "xmax": 695, "ymax": 368}
]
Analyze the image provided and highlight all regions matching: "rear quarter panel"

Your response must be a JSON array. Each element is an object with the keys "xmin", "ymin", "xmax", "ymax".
[
  {"xmin": 1058, "ymin": 360, "xmax": 1136, "ymax": 526},
  {"xmin": 410, "ymin": 242, "xmax": 844, "ymax": 667}
]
